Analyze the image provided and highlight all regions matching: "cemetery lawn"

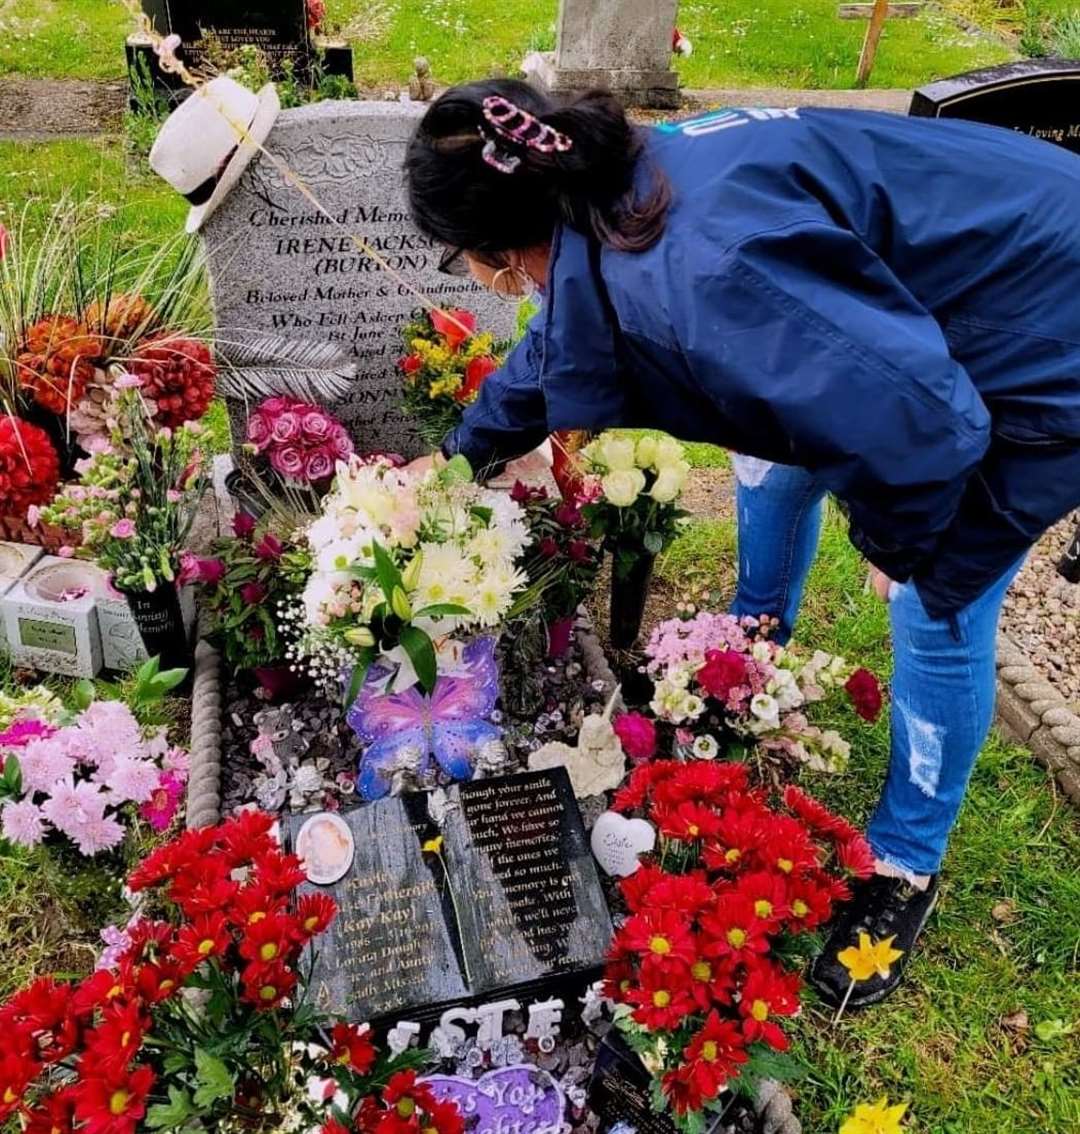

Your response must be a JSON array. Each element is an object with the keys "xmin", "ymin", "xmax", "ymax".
[{"xmin": 2, "ymin": 0, "xmax": 1015, "ymax": 90}]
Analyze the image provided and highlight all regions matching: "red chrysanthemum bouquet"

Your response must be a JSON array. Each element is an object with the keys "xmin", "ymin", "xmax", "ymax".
[
  {"xmin": 605, "ymin": 761, "xmax": 875, "ymax": 1127},
  {"xmin": 0, "ymin": 811, "xmax": 443, "ymax": 1133},
  {"xmin": 398, "ymin": 308, "xmax": 504, "ymax": 447}
]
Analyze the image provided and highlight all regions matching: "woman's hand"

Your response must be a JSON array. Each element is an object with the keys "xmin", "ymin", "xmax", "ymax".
[{"xmin": 869, "ymin": 566, "xmax": 894, "ymax": 601}]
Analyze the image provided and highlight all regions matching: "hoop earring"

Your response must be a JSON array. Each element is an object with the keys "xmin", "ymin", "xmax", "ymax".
[{"xmin": 491, "ymin": 266, "xmax": 527, "ymax": 302}]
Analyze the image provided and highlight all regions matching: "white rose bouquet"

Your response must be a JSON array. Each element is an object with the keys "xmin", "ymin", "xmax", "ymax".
[
  {"xmin": 579, "ymin": 432, "xmax": 690, "ymax": 645},
  {"xmin": 287, "ymin": 454, "xmax": 531, "ymax": 699}
]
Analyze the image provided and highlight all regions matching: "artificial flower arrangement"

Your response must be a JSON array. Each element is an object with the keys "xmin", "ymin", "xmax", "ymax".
[
  {"xmin": 605, "ymin": 760, "xmax": 876, "ymax": 1129},
  {"xmin": 643, "ymin": 611, "xmax": 884, "ymax": 773},
  {"xmin": 0, "ymin": 203, "xmax": 214, "ymax": 543},
  {"xmin": 285, "ymin": 454, "xmax": 531, "ymax": 700},
  {"xmin": 578, "ymin": 432, "xmax": 691, "ymax": 648},
  {"xmin": 0, "ymin": 811, "xmax": 451, "ymax": 1134},
  {"xmin": 191, "ymin": 511, "xmax": 312, "ymax": 676},
  {"xmin": 510, "ymin": 480, "xmax": 601, "ymax": 658},
  {"xmin": 37, "ymin": 389, "xmax": 208, "ymax": 595},
  {"xmin": 397, "ymin": 308, "xmax": 503, "ymax": 448},
  {"xmin": 0, "ymin": 662, "xmax": 189, "ymax": 855},
  {"xmin": 245, "ymin": 395, "xmax": 355, "ymax": 488}
]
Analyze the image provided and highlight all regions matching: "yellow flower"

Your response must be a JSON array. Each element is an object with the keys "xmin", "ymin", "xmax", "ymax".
[
  {"xmin": 837, "ymin": 933, "xmax": 904, "ymax": 983},
  {"xmin": 839, "ymin": 1097, "xmax": 908, "ymax": 1134},
  {"xmin": 422, "ymin": 836, "xmax": 443, "ymax": 854}
]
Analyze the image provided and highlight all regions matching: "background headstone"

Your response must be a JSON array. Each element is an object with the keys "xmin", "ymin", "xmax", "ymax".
[
  {"xmin": 527, "ymin": 0, "xmax": 680, "ymax": 109},
  {"xmin": 910, "ymin": 59, "xmax": 1080, "ymax": 154},
  {"xmin": 201, "ymin": 100, "xmax": 519, "ymax": 458},
  {"xmin": 285, "ymin": 769, "xmax": 612, "ymax": 1022}
]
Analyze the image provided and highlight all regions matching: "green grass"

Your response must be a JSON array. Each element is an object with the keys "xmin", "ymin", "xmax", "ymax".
[
  {"xmin": 0, "ymin": 0, "xmax": 1015, "ymax": 90},
  {"xmin": 656, "ymin": 457, "xmax": 1080, "ymax": 1133}
]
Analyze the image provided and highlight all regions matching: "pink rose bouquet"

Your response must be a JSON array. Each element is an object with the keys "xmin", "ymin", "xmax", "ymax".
[{"xmin": 246, "ymin": 396, "xmax": 354, "ymax": 486}]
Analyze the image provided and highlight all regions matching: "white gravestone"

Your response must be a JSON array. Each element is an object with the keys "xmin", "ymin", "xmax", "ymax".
[{"xmin": 200, "ymin": 100, "xmax": 518, "ymax": 459}]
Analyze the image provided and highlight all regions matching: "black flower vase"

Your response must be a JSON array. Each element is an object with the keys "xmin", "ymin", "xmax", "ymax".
[
  {"xmin": 609, "ymin": 548, "xmax": 655, "ymax": 651},
  {"xmin": 124, "ymin": 582, "xmax": 193, "ymax": 676},
  {"xmin": 1059, "ymin": 519, "xmax": 1080, "ymax": 583}
]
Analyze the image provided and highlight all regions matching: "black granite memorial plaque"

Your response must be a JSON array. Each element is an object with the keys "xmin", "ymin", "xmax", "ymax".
[
  {"xmin": 285, "ymin": 768, "xmax": 613, "ymax": 1023},
  {"xmin": 149, "ymin": 0, "xmax": 309, "ymax": 73},
  {"xmin": 910, "ymin": 59, "xmax": 1080, "ymax": 155},
  {"xmin": 589, "ymin": 1032, "xmax": 756, "ymax": 1134}
]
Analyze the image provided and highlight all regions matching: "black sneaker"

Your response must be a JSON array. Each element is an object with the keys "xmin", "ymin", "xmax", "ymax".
[{"xmin": 808, "ymin": 874, "xmax": 939, "ymax": 1009}]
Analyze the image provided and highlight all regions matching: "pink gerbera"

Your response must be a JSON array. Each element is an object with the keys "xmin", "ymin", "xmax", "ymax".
[{"xmin": 139, "ymin": 773, "xmax": 185, "ymax": 832}]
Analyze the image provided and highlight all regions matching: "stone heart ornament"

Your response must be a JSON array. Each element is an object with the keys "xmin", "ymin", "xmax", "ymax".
[
  {"xmin": 422, "ymin": 1065, "xmax": 567, "ymax": 1134},
  {"xmin": 590, "ymin": 811, "xmax": 656, "ymax": 877}
]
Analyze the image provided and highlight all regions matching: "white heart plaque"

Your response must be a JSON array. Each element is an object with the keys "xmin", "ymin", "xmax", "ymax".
[{"xmin": 590, "ymin": 811, "xmax": 656, "ymax": 877}]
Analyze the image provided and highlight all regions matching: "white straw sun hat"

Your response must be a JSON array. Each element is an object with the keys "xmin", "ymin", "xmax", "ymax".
[{"xmin": 149, "ymin": 76, "xmax": 280, "ymax": 234}]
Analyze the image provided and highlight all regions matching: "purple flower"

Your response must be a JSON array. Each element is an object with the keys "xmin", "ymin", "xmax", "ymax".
[
  {"xmin": 233, "ymin": 511, "xmax": 256, "ymax": 538},
  {"xmin": 269, "ymin": 444, "xmax": 305, "ymax": 480},
  {"xmin": 304, "ymin": 448, "xmax": 335, "ymax": 482},
  {"xmin": 110, "ymin": 518, "xmax": 136, "ymax": 539},
  {"xmin": 271, "ymin": 410, "xmax": 301, "ymax": 444},
  {"xmin": 246, "ymin": 410, "xmax": 273, "ymax": 451},
  {"xmin": 301, "ymin": 410, "xmax": 333, "ymax": 442},
  {"xmin": 240, "ymin": 580, "xmax": 268, "ymax": 605},
  {"xmin": 254, "ymin": 533, "xmax": 283, "ymax": 562},
  {"xmin": 1, "ymin": 799, "xmax": 46, "ymax": 847}
]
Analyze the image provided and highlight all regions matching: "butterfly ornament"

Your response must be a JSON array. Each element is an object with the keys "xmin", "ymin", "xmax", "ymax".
[{"xmin": 346, "ymin": 636, "xmax": 503, "ymax": 800}]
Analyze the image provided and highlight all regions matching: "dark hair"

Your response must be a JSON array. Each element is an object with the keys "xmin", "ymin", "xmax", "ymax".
[{"xmin": 405, "ymin": 78, "xmax": 670, "ymax": 261}]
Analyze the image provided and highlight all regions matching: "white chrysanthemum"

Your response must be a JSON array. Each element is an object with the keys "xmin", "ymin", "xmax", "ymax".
[{"xmin": 415, "ymin": 543, "xmax": 475, "ymax": 608}]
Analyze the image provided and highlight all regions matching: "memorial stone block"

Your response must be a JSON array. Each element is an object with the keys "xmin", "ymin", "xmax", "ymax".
[
  {"xmin": 910, "ymin": 59, "xmax": 1080, "ymax": 155},
  {"xmin": 528, "ymin": 0, "xmax": 681, "ymax": 109},
  {"xmin": 285, "ymin": 769, "xmax": 612, "ymax": 1023},
  {"xmin": 201, "ymin": 100, "xmax": 518, "ymax": 458}
]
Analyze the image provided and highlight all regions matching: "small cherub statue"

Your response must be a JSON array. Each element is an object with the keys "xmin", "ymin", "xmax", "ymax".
[
  {"xmin": 409, "ymin": 56, "xmax": 436, "ymax": 102},
  {"xmin": 528, "ymin": 689, "xmax": 626, "ymax": 798}
]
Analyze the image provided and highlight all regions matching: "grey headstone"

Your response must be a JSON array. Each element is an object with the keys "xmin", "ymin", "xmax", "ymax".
[
  {"xmin": 201, "ymin": 100, "xmax": 518, "ymax": 458},
  {"xmin": 528, "ymin": 0, "xmax": 680, "ymax": 110}
]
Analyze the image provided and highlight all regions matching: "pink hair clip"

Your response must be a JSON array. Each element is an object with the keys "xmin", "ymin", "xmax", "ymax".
[{"xmin": 479, "ymin": 95, "xmax": 573, "ymax": 173}]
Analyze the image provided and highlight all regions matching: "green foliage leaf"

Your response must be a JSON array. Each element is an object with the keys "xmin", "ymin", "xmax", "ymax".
[
  {"xmin": 441, "ymin": 454, "xmax": 473, "ymax": 484},
  {"xmin": 147, "ymin": 1086, "xmax": 198, "ymax": 1129},
  {"xmin": 343, "ymin": 651, "xmax": 375, "ymax": 709},
  {"xmin": 412, "ymin": 603, "xmax": 471, "ymax": 619},
  {"xmin": 470, "ymin": 504, "xmax": 493, "ymax": 526},
  {"xmin": 192, "ymin": 1048, "xmax": 234, "ymax": 1109},
  {"xmin": 399, "ymin": 625, "xmax": 437, "ymax": 694},
  {"xmin": 72, "ymin": 678, "xmax": 97, "ymax": 710},
  {"xmin": 0, "ymin": 754, "xmax": 23, "ymax": 798},
  {"xmin": 372, "ymin": 541, "xmax": 402, "ymax": 604}
]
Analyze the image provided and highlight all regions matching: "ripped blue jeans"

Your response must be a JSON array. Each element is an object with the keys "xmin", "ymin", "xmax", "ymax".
[{"xmin": 729, "ymin": 458, "xmax": 1024, "ymax": 878}]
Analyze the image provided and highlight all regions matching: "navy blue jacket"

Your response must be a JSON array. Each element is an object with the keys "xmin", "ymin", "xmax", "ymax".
[{"xmin": 444, "ymin": 108, "xmax": 1080, "ymax": 617}]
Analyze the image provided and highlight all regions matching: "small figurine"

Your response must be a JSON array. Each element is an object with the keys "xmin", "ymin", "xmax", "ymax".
[
  {"xmin": 528, "ymin": 689, "xmax": 626, "ymax": 798},
  {"xmin": 409, "ymin": 56, "xmax": 436, "ymax": 102},
  {"xmin": 387, "ymin": 1021, "xmax": 422, "ymax": 1056}
]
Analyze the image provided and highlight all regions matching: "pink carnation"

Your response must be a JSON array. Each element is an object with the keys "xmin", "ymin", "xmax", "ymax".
[
  {"xmin": 139, "ymin": 771, "xmax": 184, "ymax": 832},
  {"xmin": 1, "ymin": 799, "xmax": 45, "ymax": 847},
  {"xmin": 613, "ymin": 712, "xmax": 657, "ymax": 763}
]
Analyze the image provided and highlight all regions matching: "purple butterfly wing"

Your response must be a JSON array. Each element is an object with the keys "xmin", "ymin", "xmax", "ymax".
[
  {"xmin": 347, "ymin": 668, "xmax": 430, "ymax": 743},
  {"xmin": 426, "ymin": 637, "xmax": 500, "ymax": 723},
  {"xmin": 431, "ymin": 720, "xmax": 502, "ymax": 782},
  {"xmin": 357, "ymin": 728, "xmax": 429, "ymax": 800}
]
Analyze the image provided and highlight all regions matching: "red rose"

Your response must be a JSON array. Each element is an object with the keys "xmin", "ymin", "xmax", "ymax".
[
  {"xmin": 430, "ymin": 307, "xmax": 476, "ymax": 351},
  {"xmin": 696, "ymin": 648, "xmax": 748, "ymax": 702},
  {"xmin": 844, "ymin": 667, "xmax": 883, "ymax": 721},
  {"xmin": 457, "ymin": 354, "xmax": 498, "ymax": 403}
]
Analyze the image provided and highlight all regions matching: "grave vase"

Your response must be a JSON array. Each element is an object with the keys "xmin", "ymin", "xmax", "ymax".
[
  {"xmin": 122, "ymin": 582, "xmax": 193, "ymax": 676},
  {"xmin": 1058, "ymin": 519, "xmax": 1080, "ymax": 583},
  {"xmin": 608, "ymin": 548, "xmax": 655, "ymax": 651},
  {"xmin": 545, "ymin": 613, "xmax": 576, "ymax": 659}
]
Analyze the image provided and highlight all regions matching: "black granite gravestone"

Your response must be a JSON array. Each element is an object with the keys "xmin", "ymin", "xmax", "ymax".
[
  {"xmin": 910, "ymin": 59, "xmax": 1080, "ymax": 155},
  {"xmin": 128, "ymin": 0, "xmax": 352, "ymax": 107},
  {"xmin": 285, "ymin": 768, "xmax": 613, "ymax": 1023},
  {"xmin": 588, "ymin": 1031, "xmax": 757, "ymax": 1134}
]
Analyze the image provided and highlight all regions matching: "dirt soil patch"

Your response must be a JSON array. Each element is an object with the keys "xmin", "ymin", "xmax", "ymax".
[{"xmin": 0, "ymin": 78, "xmax": 124, "ymax": 139}]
